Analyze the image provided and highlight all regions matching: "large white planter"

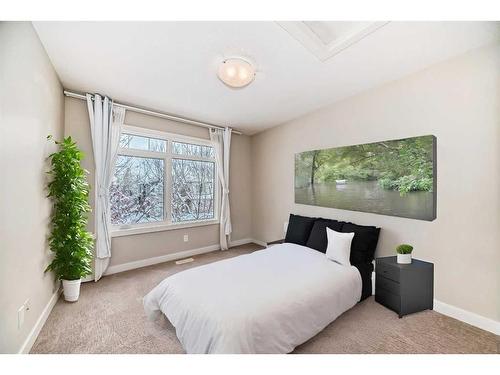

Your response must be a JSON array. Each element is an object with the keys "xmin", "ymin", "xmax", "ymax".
[
  {"xmin": 62, "ymin": 279, "xmax": 81, "ymax": 302},
  {"xmin": 397, "ymin": 253, "xmax": 412, "ymax": 264}
]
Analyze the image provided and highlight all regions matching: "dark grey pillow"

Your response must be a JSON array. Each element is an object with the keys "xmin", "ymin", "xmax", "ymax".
[
  {"xmin": 341, "ymin": 222, "xmax": 380, "ymax": 264},
  {"xmin": 284, "ymin": 214, "xmax": 316, "ymax": 246},
  {"xmin": 353, "ymin": 262, "xmax": 374, "ymax": 301},
  {"xmin": 306, "ymin": 219, "xmax": 344, "ymax": 253}
]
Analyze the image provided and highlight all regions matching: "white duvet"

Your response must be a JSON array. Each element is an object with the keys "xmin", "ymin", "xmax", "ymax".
[{"xmin": 143, "ymin": 243, "xmax": 362, "ymax": 354}]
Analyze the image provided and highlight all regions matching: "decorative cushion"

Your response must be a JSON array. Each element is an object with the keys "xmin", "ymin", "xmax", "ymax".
[
  {"xmin": 325, "ymin": 228, "xmax": 354, "ymax": 266},
  {"xmin": 341, "ymin": 222, "xmax": 381, "ymax": 264},
  {"xmin": 284, "ymin": 214, "xmax": 316, "ymax": 246},
  {"xmin": 306, "ymin": 219, "xmax": 344, "ymax": 253}
]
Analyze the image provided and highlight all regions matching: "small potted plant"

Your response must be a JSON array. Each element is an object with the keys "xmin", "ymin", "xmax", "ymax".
[
  {"xmin": 396, "ymin": 244, "xmax": 413, "ymax": 264},
  {"xmin": 45, "ymin": 136, "xmax": 93, "ymax": 302}
]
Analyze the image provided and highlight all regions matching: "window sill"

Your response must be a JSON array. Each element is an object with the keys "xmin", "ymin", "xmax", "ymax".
[{"xmin": 111, "ymin": 219, "xmax": 219, "ymax": 238}]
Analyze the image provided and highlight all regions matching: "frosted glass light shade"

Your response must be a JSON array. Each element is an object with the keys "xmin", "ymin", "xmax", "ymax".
[{"xmin": 217, "ymin": 58, "xmax": 255, "ymax": 88}]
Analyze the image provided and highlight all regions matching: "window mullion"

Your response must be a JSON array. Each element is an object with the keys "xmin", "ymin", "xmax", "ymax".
[
  {"xmin": 171, "ymin": 155, "xmax": 215, "ymax": 163},
  {"xmin": 165, "ymin": 142, "xmax": 173, "ymax": 225},
  {"xmin": 118, "ymin": 148, "xmax": 165, "ymax": 159}
]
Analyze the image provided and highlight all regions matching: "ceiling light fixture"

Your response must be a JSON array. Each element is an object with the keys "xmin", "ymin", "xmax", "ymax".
[{"xmin": 217, "ymin": 58, "xmax": 256, "ymax": 88}]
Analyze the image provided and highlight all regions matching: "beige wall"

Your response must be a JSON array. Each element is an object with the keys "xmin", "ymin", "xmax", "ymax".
[
  {"xmin": 64, "ymin": 98, "xmax": 253, "ymax": 268},
  {"xmin": 251, "ymin": 43, "xmax": 500, "ymax": 321},
  {"xmin": 0, "ymin": 22, "xmax": 64, "ymax": 353}
]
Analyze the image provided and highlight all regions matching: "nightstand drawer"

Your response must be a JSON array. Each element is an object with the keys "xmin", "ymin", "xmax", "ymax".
[
  {"xmin": 375, "ymin": 288, "xmax": 401, "ymax": 313},
  {"xmin": 376, "ymin": 275, "xmax": 400, "ymax": 295},
  {"xmin": 376, "ymin": 261, "xmax": 400, "ymax": 282}
]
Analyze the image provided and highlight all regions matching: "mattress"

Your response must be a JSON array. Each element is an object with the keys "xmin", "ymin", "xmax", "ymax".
[{"xmin": 143, "ymin": 243, "xmax": 362, "ymax": 353}]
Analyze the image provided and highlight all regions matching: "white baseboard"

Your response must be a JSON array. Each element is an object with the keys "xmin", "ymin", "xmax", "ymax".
[
  {"xmin": 18, "ymin": 287, "xmax": 61, "ymax": 354},
  {"xmin": 433, "ymin": 299, "xmax": 500, "ymax": 335},
  {"xmin": 229, "ymin": 238, "xmax": 255, "ymax": 247},
  {"xmin": 253, "ymin": 239, "xmax": 268, "ymax": 247},
  {"xmin": 104, "ymin": 238, "xmax": 260, "ymax": 276},
  {"xmin": 105, "ymin": 244, "xmax": 220, "ymax": 275}
]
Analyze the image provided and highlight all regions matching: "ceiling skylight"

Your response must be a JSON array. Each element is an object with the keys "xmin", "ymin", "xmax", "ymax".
[{"xmin": 278, "ymin": 21, "xmax": 389, "ymax": 61}]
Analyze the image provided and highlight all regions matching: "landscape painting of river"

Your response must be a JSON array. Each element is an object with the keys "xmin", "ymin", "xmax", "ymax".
[{"xmin": 295, "ymin": 135, "xmax": 436, "ymax": 221}]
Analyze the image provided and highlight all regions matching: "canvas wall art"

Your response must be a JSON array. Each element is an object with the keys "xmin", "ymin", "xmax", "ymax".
[{"xmin": 295, "ymin": 135, "xmax": 436, "ymax": 221}]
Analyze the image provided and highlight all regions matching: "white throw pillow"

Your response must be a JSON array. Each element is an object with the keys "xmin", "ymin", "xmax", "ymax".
[{"xmin": 326, "ymin": 227, "xmax": 354, "ymax": 266}]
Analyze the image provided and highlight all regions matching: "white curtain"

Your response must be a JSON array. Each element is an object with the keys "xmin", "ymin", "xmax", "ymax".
[
  {"xmin": 86, "ymin": 94, "xmax": 126, "ymax": 281},
  {"xmin": 210, "ymin": 127, "xmax": 232, "ymax": 250}
]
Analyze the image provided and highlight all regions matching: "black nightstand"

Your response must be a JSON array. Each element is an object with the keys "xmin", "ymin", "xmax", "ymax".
[{"xmin": 375, "ymin": 256, "xmax": 433, "ymax": 318}]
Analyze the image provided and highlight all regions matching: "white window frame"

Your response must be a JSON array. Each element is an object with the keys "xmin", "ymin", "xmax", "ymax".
[{"xmin": 111, "ymin": 124, "xmax": 219, "ymax": 237}]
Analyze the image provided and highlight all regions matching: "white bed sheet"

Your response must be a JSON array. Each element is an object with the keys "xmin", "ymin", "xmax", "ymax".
[{"xmin": 143, "ymin": 243, "xmax": 362, "ymax": 353}]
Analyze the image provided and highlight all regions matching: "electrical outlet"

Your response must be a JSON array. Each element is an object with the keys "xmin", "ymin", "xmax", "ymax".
[
  {"xmin": 183, "ymin": 234, "xmax": 189, "ymax": 242},
  {"xmin": 18, "ymin": 306, "xmax": 25, "ymax": 329}
]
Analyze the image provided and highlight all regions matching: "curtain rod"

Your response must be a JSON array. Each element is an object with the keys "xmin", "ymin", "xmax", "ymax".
[{"xmin": 63, "ymin": 90, "xmax": 242, "ymax": 135}]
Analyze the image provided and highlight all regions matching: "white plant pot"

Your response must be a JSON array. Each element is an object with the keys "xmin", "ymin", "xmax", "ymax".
[
  {"xmin": 397, "ymin": 253, "xmax": 412, "ymax": 264},
  {"xmin": 62, "ymin": 279, "xmax": 81, "ymax": 302}
]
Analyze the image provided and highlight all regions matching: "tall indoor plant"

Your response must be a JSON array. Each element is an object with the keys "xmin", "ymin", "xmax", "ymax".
[{"xmin": 45, "ymin": 136, "xmax": 93, "ymax": 301}]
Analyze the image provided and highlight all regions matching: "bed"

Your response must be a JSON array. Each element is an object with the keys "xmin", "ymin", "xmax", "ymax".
[{"xmin": 144, "ymin": 242, "xmax": 363, "ymax": 354}]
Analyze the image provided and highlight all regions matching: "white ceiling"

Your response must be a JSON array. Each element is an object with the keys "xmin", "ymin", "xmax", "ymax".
[{"xmin": 33, "ymin": 21, "xmax": 499, "ymax": 135}]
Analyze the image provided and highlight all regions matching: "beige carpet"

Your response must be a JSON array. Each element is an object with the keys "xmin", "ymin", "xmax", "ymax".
[{"xmin": 31, "ymin": 244, "xmax": 498, "ymax": 354}]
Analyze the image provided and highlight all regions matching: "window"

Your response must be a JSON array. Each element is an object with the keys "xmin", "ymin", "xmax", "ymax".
[
  {"xmin": 111, "ymin": 155, "xmax": 164, "ymax": 225},
  {"xmin": 172, "ymin": 141, "xmax": 215, "ymax": 158},
  {"xmin": 110, "ymin": 126, "xmax": 218, "ymax": 235},
  {"xmin": 120, "ymin": 133, "xmax": 167, "ymax": 152},
  {"xmin": 172, "ymin": 158, "xmax": 215, "ymax": 222}
]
